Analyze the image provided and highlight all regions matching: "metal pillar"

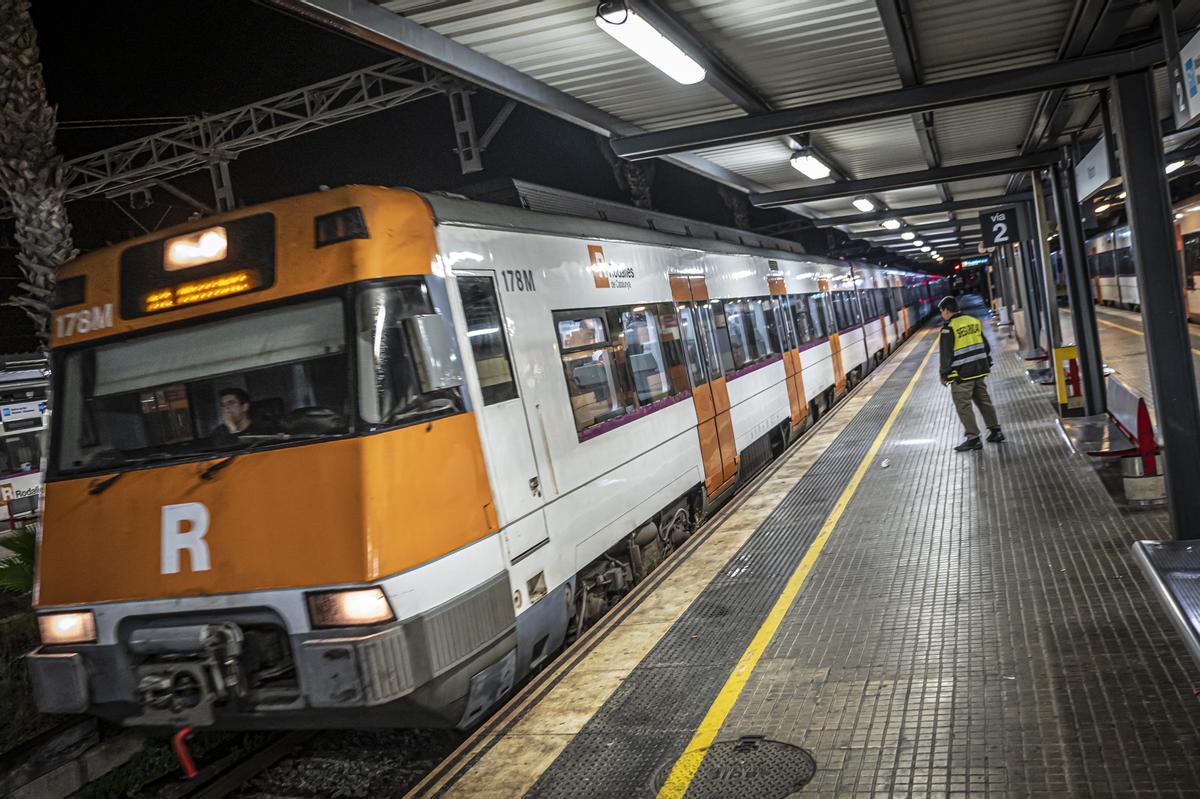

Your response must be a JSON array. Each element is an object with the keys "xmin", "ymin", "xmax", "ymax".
[
  {"xmin": 1111, "ymin": 69, "xmax": 1200, "ymax": 538},
  {"xmin": 1049, "ymin": 155, "xmax": 1106, "ymax": 415},
  {"xmin": 1032, "ymin": 172, "xmax": 1063, "ymax": 347},
  {"xmin": 448, "ymin": 85, "xmax": 484, "ymax": 175},
  {"xmin": 1015, "ymin": 205, "xmax": 1045, "ymax": 356},
  {"xmin": 208, "ymin": 160, "xmax": 235, "ymax": 212},
  {"xmin": 995, "ymin": 244, "xmax": 1017, "ymax": 327}
]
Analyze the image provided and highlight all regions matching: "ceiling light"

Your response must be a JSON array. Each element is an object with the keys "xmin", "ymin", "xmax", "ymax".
[
  {"xmin": 1166, "ymin": 160, "xmax": 1187, "ymax": 174},
  {"xmin": 1094, "ymin": 203, "xmax": 1111, "ymax": 214},
  {"xmin": 920, "ymin": 246, "xmax": 931, "ymax": 252},
  {"xmin": 595, "ymin": 2, "xmax": 706, "ymax": 85},
  {"xmin": 1175, "ymin": 212, "xmax": 1184, "ymax": 220},
  {"xmin": 853, "ymin": 196, "xmax": 876, "ymax": 212},
  {"xmin": 1186, "ymin": 205, "xmax": 1200, "ymax": 213},
  {"xmin": 789, "ymin": 151, "xmax": 832, "ymax": 180},
  {"xmin": 1118, "ymin": 192, "xmax": 1127, "ymax": 199},
  {"xmin": 881, "ymin": 218, "xmax": 901, "ymax": 230},
  {"xmin": 930, "ymin": 250, "xmax": 939, "ymax": 258},
  {"xmin": 912, "ymin": 239, "xmax": 924, "ymax": 247},
  {"xmin": 900, "ymin": 231, "xmax": 915, "ymax": 241}
]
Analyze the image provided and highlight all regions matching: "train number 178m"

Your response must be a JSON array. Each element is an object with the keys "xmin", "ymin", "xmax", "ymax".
[{"xmin": 501, "ymin": 269, "xmax": 536, "ymax": 292}]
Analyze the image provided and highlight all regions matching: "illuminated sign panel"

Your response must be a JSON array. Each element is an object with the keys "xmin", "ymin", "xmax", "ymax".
[
  {"xmin": 120, "ymin": 213, "xmax": 275, "ymax": 318},
  {"xmin": 960, "ymin": 257, "xmax": 989, "ymax": 268},
  {"xmin": 143, "ymin": 270, "xmax": 262, "ymax": 313}
]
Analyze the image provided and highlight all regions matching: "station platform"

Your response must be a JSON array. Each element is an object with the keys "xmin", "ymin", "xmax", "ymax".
[{"xmin": 411, "ymin": 308, "xmax": 1200, "ymax": 799}]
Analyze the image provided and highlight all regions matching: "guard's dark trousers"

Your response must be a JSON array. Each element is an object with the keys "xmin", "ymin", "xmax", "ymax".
[{"xmin": 950, "ymin": 379, "xmax": 999, "ymax": 439}]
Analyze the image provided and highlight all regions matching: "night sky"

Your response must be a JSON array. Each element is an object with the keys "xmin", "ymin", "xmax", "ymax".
[{"xmin": 0, "ymin": 1, "xmax": 802, "ymax": 353}]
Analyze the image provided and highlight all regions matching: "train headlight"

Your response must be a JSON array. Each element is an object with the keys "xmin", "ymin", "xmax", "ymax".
[
  {"xmin": 38, "ymin": 611, "xmax": 96, "ymax": 645},
  {"xmin": 306, "ymin": 587, "xmax": 395, "ymax": 628}
]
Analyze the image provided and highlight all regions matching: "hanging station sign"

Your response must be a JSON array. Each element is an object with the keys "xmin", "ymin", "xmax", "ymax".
[{"xmin": 979, "ymin": 208, "xmax": 1021, "ymax": 248}]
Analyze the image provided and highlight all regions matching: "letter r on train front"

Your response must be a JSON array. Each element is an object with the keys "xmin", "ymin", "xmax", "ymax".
[{"xmin": 161, "ymin": 502, "xmax": 211, "ymax": 574}]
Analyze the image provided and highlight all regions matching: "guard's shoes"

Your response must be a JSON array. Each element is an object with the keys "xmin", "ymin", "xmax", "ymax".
[
  {"xmin": 954, "ymin": 437, "xmax": 983, "ymax": 452},
  {"xmin": 986, "ymin": 428, "xmax": 1005, "ymax": 443}
]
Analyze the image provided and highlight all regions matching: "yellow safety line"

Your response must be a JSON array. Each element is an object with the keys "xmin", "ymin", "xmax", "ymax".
[{"xmin": 656, "ymin": 332, "xmax": 940, "ymax": 799}]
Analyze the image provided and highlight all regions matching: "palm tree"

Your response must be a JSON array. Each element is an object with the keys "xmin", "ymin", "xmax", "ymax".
[{"xmin": 0, "ymin": 0, "xmax": 75, "ymax": 348}]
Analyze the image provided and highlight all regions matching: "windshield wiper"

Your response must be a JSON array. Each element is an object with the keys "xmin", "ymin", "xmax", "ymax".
[
  {"xmin": 88, "ymin": 452, "xmax": 173, "ymax": 495},
  {"xmin": 199, "ymin": 434, "xmax": 319, "ymax": 481}
]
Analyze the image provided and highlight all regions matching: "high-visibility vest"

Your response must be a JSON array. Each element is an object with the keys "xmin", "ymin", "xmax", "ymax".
[{"xmin": 945, "ymin": 314, "xmax": 989, "ymax": 381}]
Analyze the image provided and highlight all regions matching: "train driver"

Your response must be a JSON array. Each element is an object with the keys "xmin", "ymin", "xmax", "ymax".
[{"xmin": 211, "ymin": 387, "xmax": 273, "ymax": 442}]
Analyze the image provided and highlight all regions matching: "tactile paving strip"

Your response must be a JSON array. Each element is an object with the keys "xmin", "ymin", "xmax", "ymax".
[
  {"xmin": 522, "ymin": 334, "xmax": 937, "ymax": 798},
  {"xmin": 711, "ymin": 315, "xmax": 1200, "ymax": 797}
]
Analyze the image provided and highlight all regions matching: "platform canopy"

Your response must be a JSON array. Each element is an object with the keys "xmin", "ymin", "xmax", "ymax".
[{"xmin": 276, "ymin": 0, "xmax": 1196, "ymax": 261}]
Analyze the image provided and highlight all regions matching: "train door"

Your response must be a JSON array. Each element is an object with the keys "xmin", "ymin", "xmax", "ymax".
[
  {"xmin": 453, "ymin": 272, "xmax": 549, "ymax": 561},
  {"xmin": 671, "ymin": 275, "xmax": 737, "ymax": 497},
  {"xmin": 768, "ymin": 275, "xmax": 808, "ymax": 430}
]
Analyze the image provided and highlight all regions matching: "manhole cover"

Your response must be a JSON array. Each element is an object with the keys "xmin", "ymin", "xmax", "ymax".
[{"xmin": 651, "ymin": 736, "xmax": 816, "ymax": 798}]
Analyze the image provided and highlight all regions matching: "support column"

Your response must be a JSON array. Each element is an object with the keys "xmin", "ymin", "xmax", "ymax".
[
  {"xmin": 1049, "ymin": 155, "xmax": 1106, "ymax": 415},
  {"xmin": 208, "ymin": 160, "xmax": 235, "ymax": 212},
  {"xmin": 995, "ymin": 243, "xmax": 1017, "ymax": 328},
  {"xmin": 1110, "ymin": 69, "xmax": 1200, "ymax": 538},
  {"xmin": 1032, "ymin": 173, "xmax": 1063, "ymax": 347},
  {"xmin": 1016, "ymin": 204, "xmax": 1045, "ymax": 355}
]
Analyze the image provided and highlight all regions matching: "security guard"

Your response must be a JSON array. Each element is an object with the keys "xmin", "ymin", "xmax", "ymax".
[{"xmin": 939, "ymin": 296, "xmax": 1004, "ymax": 451}]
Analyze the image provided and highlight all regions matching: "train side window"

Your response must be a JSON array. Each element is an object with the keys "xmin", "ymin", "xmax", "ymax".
[
  {"xmin": 457, "ymin": 276, "xmax": 518, "ymax": 405},
  {"xmin": 619, "ymin": 307, "xmax": 672, "ymax": 405},
  {"xmin": 555, "ymin": 312, "xmax": 631, "ymax": 433},
  {"xmin": 757, "ymin": 298, "xmax": 783, "ymax": 354},
  {"xmin": 663, "ymin": 303, "xmax": 706, "ymax": 388},
  {"xmin": 677, "ymin": 306, "xmax": 709, "ymax": 385},
  {"xmin": 830, "ymin": 294, "xmax": 846, "ymax": 331},
  {"xmin": 807, "ymin": 294, "xmax": 827, "ymax": 339},
  {"xmin": 697, "ymin": 302, "xmax": 736, "ymax": 375},
  {"xmin": 789, "ymin": 294, "xmax": 815, "ymax": 344}
]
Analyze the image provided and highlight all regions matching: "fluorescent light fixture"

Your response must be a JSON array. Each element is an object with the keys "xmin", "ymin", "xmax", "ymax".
[
  {"xmin": 912, "ymin": 239, "xmax": 924, "ymax": 247},
  {"xmin": 1166, "ymin": 160, "xmax": 1187, "ymax": 174},
  {"xmin": 853, "ymin": 196, "xmax": 876, "ymax": 212},
  {"xmin": 1118, "ymin": 192, "xmax": 1127, "ymax": 199},
  {"xmin": 920, "ymin": 246, "xmax": 931, "ymax": 252},
  {"xmin": 1186, "ymin": 205, "xmax": 1200, "ymax": 213},
  {"xmin": 1175, "ymin": 212, "xmax": 1184, "ymax": 220},
  {"xmin": 1094, "ymin": 203, "xmax": 1111, "ymax": 214},
  {"xmin": 789, "ymin": 151, "xmax": 832, "ymax": 180},
  {"xmin": 930, "ymin": 250, "xmax": 939, "ymax": 258},
  {"xmin": 900, "ymin": 231, "xmax": 915, "ymax": 241},
  {"xmin": 880, "ymin": 218, "xmax": 901, "ymax": 230},
  {"xmin": 595, "ymin": 2, "xmax": 706, "ymax": 85}
]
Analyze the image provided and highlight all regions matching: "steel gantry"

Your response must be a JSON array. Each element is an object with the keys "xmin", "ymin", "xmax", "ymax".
[{"xmin": 54, "ymin": 58, "xmax": 445, "ymax": 205}]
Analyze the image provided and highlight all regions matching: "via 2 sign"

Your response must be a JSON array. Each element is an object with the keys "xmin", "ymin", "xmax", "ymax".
[{"xmin": 980, "ymin": 207, "xmax": 1021, "ymax": 248}]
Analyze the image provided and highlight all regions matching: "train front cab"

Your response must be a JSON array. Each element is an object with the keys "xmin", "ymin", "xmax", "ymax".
[{"xmin": 28, "ymin": 188, "xmax": 525, "ymax": 730}]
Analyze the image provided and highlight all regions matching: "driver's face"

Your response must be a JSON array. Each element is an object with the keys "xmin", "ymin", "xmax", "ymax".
[{"xmin": 220, "ymin": 396, "xmax": 250, "ymax": 427}]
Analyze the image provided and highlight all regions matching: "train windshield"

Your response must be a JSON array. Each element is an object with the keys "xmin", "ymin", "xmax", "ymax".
[{"xmin": 54, "ymin": 297, "xmax": 350, "ymax": 476}]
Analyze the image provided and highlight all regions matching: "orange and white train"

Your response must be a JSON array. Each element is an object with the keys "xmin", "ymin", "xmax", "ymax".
[{"xmin": 27, "ymin": 185, "xmax": 943, "ymax": 730}]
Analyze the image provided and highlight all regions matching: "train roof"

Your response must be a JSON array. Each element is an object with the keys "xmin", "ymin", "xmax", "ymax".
[{"xmin": 421, "ymin": 182, "xmax": 933, "ymax": 282}]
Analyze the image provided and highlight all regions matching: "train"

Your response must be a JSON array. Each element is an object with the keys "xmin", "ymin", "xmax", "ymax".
[
  {"xmin": 27, "ymin": 184, "xmax": 944, "ymax": 730},
  {"xmin": 1085, "ymin": 202, "xmax": 1200, "ymax": 318}
]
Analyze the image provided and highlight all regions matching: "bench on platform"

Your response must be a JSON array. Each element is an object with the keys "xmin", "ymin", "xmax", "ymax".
[
  {"xmin": 1132, "ymin": 540, "xmax": 1200, "ymax": 672},
  {"xmin": 1087, "ymin": 376, "xmax": 1160, "ymax": 465},
  {"xmin": 1077, "ymin": 377, "xmax": 1165, "ymax": 503}
]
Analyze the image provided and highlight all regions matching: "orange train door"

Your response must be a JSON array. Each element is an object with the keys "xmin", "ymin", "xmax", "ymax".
[
  {"xmin": 819, "ymin": 279, "xmax": 847, "ymax": 395},
  {"xmin": 768, "ymin": 275, "xmax": 808, "ymax": 430},
  {"xmin": 671, "ymin": 275, "xmax": 738, "ymax": 497}
]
